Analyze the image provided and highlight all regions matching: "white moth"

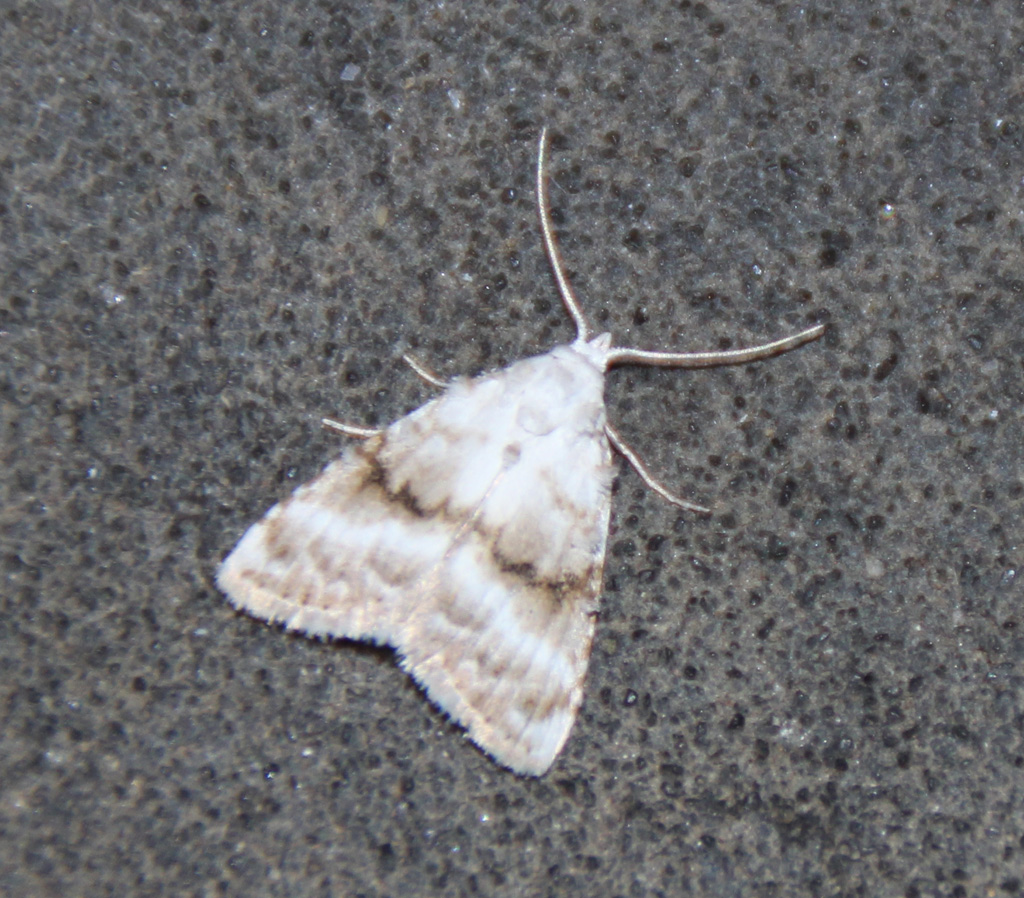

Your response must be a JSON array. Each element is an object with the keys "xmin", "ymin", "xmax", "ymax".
[{"xmin": 217, "ymin": 130, "xmax": 824, "ymax": 776}]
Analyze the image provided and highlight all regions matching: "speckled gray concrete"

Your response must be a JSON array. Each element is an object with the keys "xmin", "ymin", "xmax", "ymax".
[{"xmin": 3, "ymin": 2, "xmax": 1023, "ymax": 896}]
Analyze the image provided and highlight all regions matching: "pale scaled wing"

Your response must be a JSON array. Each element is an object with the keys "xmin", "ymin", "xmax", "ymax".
[{"xmin": 218, "ymin": 343, "xmax": 613, "ymax": 774}]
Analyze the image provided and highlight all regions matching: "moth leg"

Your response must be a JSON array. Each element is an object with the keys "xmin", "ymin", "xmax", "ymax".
[
  {"xmin": 605, "ymin": 422, "xmax": 710, "ymax": 515},
  {"xmin": 321, "ymin": 418, "xmax": 382, "ymax": 439},
  {"xmin": 321, "ymin": 352, "xmax": 446, "ymax": 439},
  {"xmin": 402, "ymin": 352, "xmax": 447, "ymax": 388}
]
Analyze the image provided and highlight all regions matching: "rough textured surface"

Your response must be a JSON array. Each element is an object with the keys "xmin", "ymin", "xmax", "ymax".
[{"xmin": 3, "ymin": 1, "xmax": 1024, "ymax": 896}]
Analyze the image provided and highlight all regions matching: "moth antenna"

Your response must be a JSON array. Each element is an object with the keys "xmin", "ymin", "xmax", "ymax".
[
  {"xmin": 538, "ymin": 127, "xmax": 592, "ymax": 343},
  {"xmin": 606, "ymin": 323, "xmax": 825, "ymax": 369},
  {"xmin": 402, "ymin": 352, "xmax": 447, "ymax": 388},
  {"xmin": 321, "ymin": 418, "xmax": 381, "ymax": 439},
  {"xmin": 603, "ymin": 323, "xmax": 823, "ymax": 511},
  {"xmin": 605, "ymin": 423, "xmax": 710, "ymax": 515}
]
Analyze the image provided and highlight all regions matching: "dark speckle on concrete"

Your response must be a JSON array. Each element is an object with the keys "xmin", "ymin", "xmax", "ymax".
[{"xmin": 3, "ymin": 1, "xmax": 1024, "ymax": 895}]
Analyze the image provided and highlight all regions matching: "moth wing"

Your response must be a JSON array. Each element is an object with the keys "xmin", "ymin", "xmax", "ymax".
[{"xmin": 217, "ymin": 346, "xmax": 613, "ymax": 774}]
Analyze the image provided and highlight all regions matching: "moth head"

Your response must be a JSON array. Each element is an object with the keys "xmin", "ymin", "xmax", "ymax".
[{"xmin": 574, "ymin": 332, "xmax": 612, "ymax": 371}]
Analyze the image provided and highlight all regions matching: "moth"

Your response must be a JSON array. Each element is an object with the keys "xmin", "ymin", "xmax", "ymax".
[{"xmin": 217, "ymin": 129, "xmax": 824, "ymax": 775}]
